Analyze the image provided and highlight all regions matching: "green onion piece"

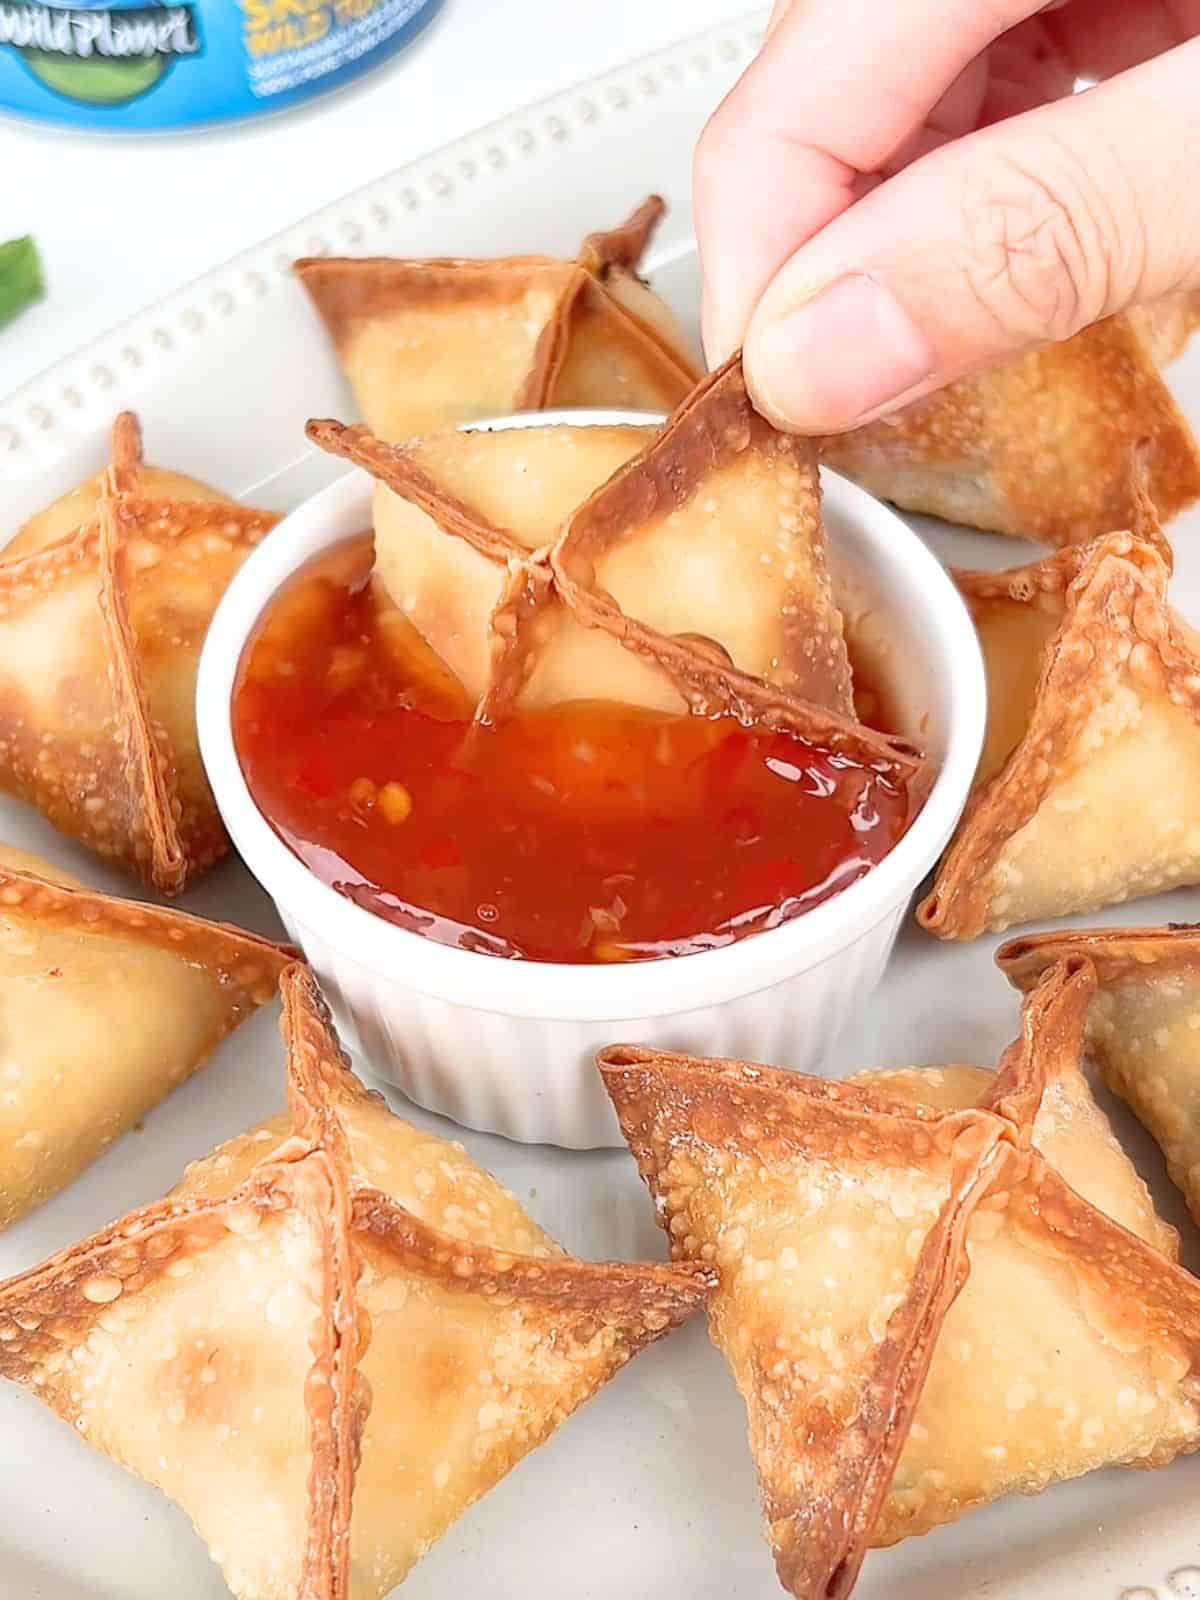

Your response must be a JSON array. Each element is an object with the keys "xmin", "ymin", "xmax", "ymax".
[{"xmin": 0, "ymin": 237, "xmax": 46, "ymax": 330}]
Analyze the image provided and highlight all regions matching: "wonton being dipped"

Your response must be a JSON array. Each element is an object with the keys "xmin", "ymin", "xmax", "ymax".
[
  {"xmin": 281, "ymin": 363, "xmax": 923, "ymax": 963},
  {"xmin": 308, "ymin": 409, "xmax": 670, "ymax": 718},
  {"xmin": 296, "ymin": 195, "xmax": 700, "ymax": 440},
  {"xmin": 308, "ymin": 357, "xmax": 907, "ymax": 747},
  {"xmin": 1001, "ymin": 925, "xmax": 1200, "ymax": 1226},
  {"xmin": 821, "ymin": 307, "xmax": 1200, "ymax": 545},
  {"xmin": 918, "ymin": 515, "xmax": 1200, "ymax": 939},
  {"xmin": 0, "ymin": 414, "xmax": 280, "ymax": 893},
  {"xmin": 601, "ymin": 963, "xmax": 1200, "ymax": 1600},
  {"xmin": 0, "ymin": 965, "xmax": 714, "ymax": 1598},
  {"xmin": 0, "ymin": 845, "xmax": 290, "ymax": 1229}
]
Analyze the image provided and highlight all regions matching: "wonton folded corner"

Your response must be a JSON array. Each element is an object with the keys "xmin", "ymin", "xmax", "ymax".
[
  {"xmin": 0, "ymin": 413, "xmax": 281, "ymax": 893},
  {"xmin": 295, "ymin": 194, "xmax": 701, "ymax": 440},
  {"xmin": 0, "ymin": 964, "xmax": 714, "ymax": 1599},
  {"xmin": 918, "ymin": 490, "xmax": 1200, "ymax": 938},
  {"xmin": 1000, "ymin": 924, "xmax": 1200, "ymax": 1228},
  {"xmin": 0, "ymin": 844, "xmax": 292, "ymax": 1230},
  {"xmin": 600, "ymin": 961, "xmax": 1200, "ymax": 1600}
]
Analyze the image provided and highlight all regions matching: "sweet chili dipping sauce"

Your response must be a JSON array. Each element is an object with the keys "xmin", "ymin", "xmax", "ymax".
[{"xmin": 234, "ymin": 539, "xmax": 909, "ymax": 964}]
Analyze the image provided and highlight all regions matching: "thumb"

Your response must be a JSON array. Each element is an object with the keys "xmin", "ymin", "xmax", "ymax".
[{"xmin": 742, "ymin": 38, "xmax": 1200, "ymax": 435}]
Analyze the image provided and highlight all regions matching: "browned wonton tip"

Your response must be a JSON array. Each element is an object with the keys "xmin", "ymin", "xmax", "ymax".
[
  {"xmin": 920, "ymin": 524, "xmax": 1200, "ymax": 938},
  {"xmin": 108, "ymin": 409, "xmax": 143, "ymax": 492},
  {"xmin": 305, "ymin": 417, "xmax": 521, "ymax": 562},
  {"xmin": 0, "ymin": 414, "xmax": 282, "ymax": 893},
  {"xmin": 577, "ymin": 193, "xmax": 666, "ymax": 275},
  {"xmin": 0, "ymin": 963, "xmax": 714, "ymax": 1599},
  {"xmin": 999, "ymin": 923, "xmax": 1200, "ymax": 1226},
  {"xmin": 600, "ymin": 961, "xmax": 1200, "ymax": 1600}
]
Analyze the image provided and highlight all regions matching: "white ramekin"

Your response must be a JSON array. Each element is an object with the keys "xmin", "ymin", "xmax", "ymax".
[{"xmin": 197, "ymin": 410, "xmax": 985, "ymax": 1148}]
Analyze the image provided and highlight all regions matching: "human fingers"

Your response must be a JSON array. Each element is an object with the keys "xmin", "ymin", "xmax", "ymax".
[
  {"xmin": 740, "ymin": 38, "xmax": 1200, "ymax": 434},
  {"xmin": 693, "ymin": 0, "xmax": 1049, "ymax": 362}
]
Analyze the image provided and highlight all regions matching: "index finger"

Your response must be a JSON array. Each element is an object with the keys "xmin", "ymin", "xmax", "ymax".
[{"xmin": 694, "ymin": 0, "xmax": 1045, "ymax": 361}]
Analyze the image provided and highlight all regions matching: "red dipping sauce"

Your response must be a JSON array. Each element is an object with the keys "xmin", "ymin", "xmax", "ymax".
[{"xmin": 233, "ymin": 540, "xmax": 909, "ymax": 964}]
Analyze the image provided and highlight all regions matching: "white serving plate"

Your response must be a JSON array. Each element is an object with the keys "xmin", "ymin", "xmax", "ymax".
[{"xmin": 3, "ymin": 13, "xmax": 1200, "ymax": 1599}]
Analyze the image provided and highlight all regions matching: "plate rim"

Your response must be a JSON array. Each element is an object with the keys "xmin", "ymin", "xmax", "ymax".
[{"xmin": 0, "ymin": 4, "xmax": 766, "ymax": 475}]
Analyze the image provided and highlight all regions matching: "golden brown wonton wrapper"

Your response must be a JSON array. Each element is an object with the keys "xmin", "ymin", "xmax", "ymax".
[
  {"xmin": 12, "ymin": 454, "xmax": 222, "ymax": 559},
  {"xmin": 601, "ymin": 962, "xmax": 1200, "ymax": 1600},
  {"xmin": 550, "ymin": 355, "xmax": 855, "ymax": 717},
  {"xmin": 0, "ymin": 414, "xmax": 280, "ymax": 893},
  {"xmin": 0, "ymin": 844, "xmax": 291, "ymax": 1229},
  {"xmin": 918, "ymin": 522, "xmax": 1200, "ymax": 938},
  {"xmin": 0, "ymin": 965, "xmax": 714, "ymax": 1598},
  {"xmin": 295, "ymin": 196, "xmax": 700, "ymax": 440},
  {"xmin": 1000, "ymin": 926, "xmax": 1200, "ymax": 1226},
  {"xmin": 821, "ymin": 311, "xmax": 1200, "ymax": 545},
  {"xmin": 309, "ymin": 359, "xmax": 921, "ymax": 792}
]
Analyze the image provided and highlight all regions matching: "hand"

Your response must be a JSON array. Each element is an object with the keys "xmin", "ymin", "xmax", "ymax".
[{"xmin": 695, "ymin": 0, "xmax": 1200, "ymax": 433}]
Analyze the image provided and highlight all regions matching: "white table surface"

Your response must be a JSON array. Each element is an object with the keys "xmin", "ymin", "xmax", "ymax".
[{"xmin": 2, "ymin": 0, "xmax": 751, "ymax": 399}]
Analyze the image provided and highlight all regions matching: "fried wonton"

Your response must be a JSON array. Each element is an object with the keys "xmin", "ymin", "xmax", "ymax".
[
  {"xmin": 295, "ymin": 196, "xmax": 700, "ymax": 440},
  {"xmin": 919, "ymin": 523, "xmax": 1200, "ymax": 938},
  {"xmin": 308, "ymin": 359, "xmax": 920, "ymax": 793},
  {"xmin": 821, "ymin": 311, "xmax": 1200, "ymax": 545},
  {"xmin": 0, "ymin": 844, "xmax": 290, "ymax": 1229},
  {"xmin": 0, "ymin": 964, "xmax": 714, "ymax": 1598},
  {"xmin": 601, "ymin": 962, "xmax": 1200, "ymax": 1600},
  {"xmin": 0, "ymin": 413, "xmax": 281, "ymax": 892},
  {"xmin": 1000, "ymin": 926, "xmax": 1200, "ymax": 1226}
]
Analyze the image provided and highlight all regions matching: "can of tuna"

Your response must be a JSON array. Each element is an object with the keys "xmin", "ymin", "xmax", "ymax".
[{"xmin": 0, "ymin": 0, "xmax": 444, "ymax": 131}]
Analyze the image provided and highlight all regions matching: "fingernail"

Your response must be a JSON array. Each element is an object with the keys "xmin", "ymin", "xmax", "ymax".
[
  {"xmin": 748, "ymin": 273, "xmax": 935, "ymax": 432},
  {"xmin": 700, "ymin": 283, "xmax": 743, "ymax": 371}
]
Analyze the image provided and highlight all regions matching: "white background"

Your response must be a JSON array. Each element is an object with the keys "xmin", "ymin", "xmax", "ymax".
[{"xmin": 2, "ymin": 0, "xmax": 750, "ymax": 396}]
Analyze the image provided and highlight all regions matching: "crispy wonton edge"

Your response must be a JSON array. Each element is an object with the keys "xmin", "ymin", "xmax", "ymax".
[
  {"xmin": 0, "ymin": 853, "xmax": 296, "ymax": 986},
  {"xmin": 918, "ymin": 531, "xmax": 1200, "ymax": 938},
  {"xmin": 551, "ymin": 355, "xmax": 855, "ymax": 710},
  {"xmin": 998, "ymin": 924, "xmax": 1200, "ymax": 990},
  {"xmin": 0, "ymin": 964, "xmax": 715, "ymax": 1599},
  {"xmin": 0, "ymin": 416, "xmax": 280, "ymax": 893},
  {"xmin": 998, "ymin": 924, "xmax": 1200, "ymax": 1222},
  {"xmin": 820, "ymin": 313, "xmax": 1200, "ymax": 546},
  {"xmin": 599, "ymin": 962, "xmax": 1200, "ymax": 1599}
]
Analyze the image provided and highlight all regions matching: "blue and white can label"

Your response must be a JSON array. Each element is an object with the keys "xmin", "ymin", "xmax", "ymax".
[{"xmin": 0, "ymin": 0, "xmax": 443, "ymax": 129}]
